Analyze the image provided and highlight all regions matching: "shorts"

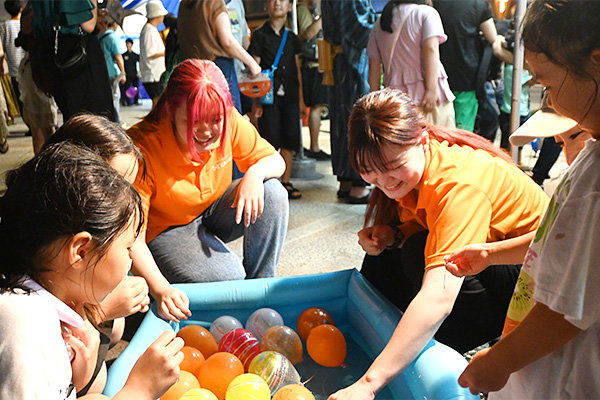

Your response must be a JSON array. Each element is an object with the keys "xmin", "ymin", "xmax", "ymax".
[
  {"xmin": 142, "ymin": 81, "xmax": 163, "ymax": 99},
  {"xmin": 258, "ymin": 96, "xmax": 301, "ymax": 151},
  {"xmin": 301, "ymin": 64, "xmax": 328, "ymax": 107},
  {"xmin": 452, "ymin": 90, "xmax": 478, "ymax": 132}
]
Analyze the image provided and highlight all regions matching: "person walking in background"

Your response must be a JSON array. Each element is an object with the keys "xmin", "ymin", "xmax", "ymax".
[
  {"xmin": 0, "ymin": 0, "xmax": 25, "ymax": 117},
  {"xmin": 297, "ymin": 0, "xmax": 330, "ymax": 160},
  {"xmin": 433, "ymin": 0, "xmax": 503, "ymax": 132},
  {"xmin": 367, "ymin": 0, "xmax": 455, "ymax": 128},
  {"xmin": 177, "ymin": 0, "xmax": 261, "ymax": 113},
  {"xmin": 121, "ymin": 38, "xmax": 140, "ymax": 106},
  {"xmin": 140, "ymin": 0, "xmax": 167, "ymax": 106},
  {"xmin": 321, "ymin": 0, "xmax": 376, "ymax": 204},
  {"xmin": 98, "ymin": 17, "xmax": 126, "ymax": 126}
]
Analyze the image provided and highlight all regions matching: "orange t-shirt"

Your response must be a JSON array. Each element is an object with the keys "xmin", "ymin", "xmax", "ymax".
[
  {"xmin": 397, "ymin": 139, "xmax": 549, "ymax": 269},
  {"xmin": 128, "ymin": 109, "xmax": 277, "ymax": 242}
]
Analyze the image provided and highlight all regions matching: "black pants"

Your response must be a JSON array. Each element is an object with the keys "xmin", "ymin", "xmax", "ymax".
[
  {"xmin": 360, "ymin": 231, "xmax": 520, "ymax": 354},
  {"xmin": 531, "ymin": 137, "xmax": 562, "ymax": 185}
]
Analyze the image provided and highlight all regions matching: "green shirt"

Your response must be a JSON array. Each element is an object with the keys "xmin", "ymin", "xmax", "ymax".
[{"xmin": 32, "ymin": 0, "xmax": 94, "ymax": 35}]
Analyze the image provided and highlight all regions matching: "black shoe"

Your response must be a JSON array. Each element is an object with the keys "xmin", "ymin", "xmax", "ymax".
[
  {"xmin": 306, "ymin": 149, "xmax": 331, "ymax": 161},
  {"xmin": 346, "ymin": 189, "xmax": 372, "ymax": 204}
]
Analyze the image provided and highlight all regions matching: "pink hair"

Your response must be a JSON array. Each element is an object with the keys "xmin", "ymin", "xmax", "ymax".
[{"xmin": 145, "ymin": 59, "xmax": 234, "ymax": 161}]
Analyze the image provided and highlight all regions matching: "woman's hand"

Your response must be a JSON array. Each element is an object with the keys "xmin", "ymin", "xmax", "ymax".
[
  {"xmin": 153, "ymin": 286, "xmax": 191, "ymax": 323},
  {"xmin": 421, "ymin": 89, "xmax": 439, "ymax": 113},
  {"xmin": 63, "ymin": 320, "xmax": 101, "ymax": 393},
  {"xmin": 252, "ymin": 101, "xmax": 263, "ymax": 119},
  {"xmin": 458, "ymin": 347, "xmax": 511, "ymax": 395},
  {"xmin": 357, "ymin": 225, "xmax": 394, "ymax": 256},
  {"xmin": 234, "ymin": 170, "xmax": 265, "ymax": 227},
  {"xmin": 100, "ymin": 276, "xmax": 150, "ymax": 321},
  {"xmin": 328, "ymin": 378, "xmax": 377, "ymax": 400},
  {"xmin": 119, "ymin": 330, "xmax": 185, "ymax": 400},
  {"xmin": 444, "ymin": 244, "xmax": 491, "ymax": 277}
]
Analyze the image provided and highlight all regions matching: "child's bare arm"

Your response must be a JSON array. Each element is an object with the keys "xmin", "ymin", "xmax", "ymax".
[
  {"xmin": 445, "ymin": 231, "xmax": 535, "ymax": 277},
  {"xmin": 295, "ymin": 54, "xmax": 307, "ymax": 119},
  {"xmin": 130, "ymin": 232, "xmax": 191, "ymax": 322},
  {"xmin": 458, "ymin": 302, "xmax": 582, "ymax": 395}
]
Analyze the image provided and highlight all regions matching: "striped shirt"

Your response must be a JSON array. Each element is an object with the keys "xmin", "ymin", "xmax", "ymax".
[{"xmin": 0, "ymin": 19, "xmax": 25, "ymax": 77}]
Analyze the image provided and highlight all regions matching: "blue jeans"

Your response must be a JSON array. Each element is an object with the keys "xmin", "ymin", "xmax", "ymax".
[{"xmin": 148, "ymin": 178, "xmax": 289, "ymax": 283}]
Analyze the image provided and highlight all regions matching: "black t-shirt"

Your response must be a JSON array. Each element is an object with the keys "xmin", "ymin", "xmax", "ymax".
[
  {"xmin": 248, "ymin": 22, "xmax": 302, "ymax": 104},
  {"xmin": 122, "ymin": 50, "xmax": 139, "ymax": 78},
  {"xmin": 433, "ymin": 0, "xmax": 493, "ymax": 92}
]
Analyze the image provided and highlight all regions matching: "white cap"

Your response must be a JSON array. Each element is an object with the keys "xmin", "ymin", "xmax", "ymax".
[
  {"xmin": 509, "ymin": 95, "xmax": 577, "ymax": 147},
  {"xmin": 146, "ymin": 1, "xmax": 168, "ymax": 19}
]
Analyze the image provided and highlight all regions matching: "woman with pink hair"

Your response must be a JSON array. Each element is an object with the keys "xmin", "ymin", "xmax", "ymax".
[{"xmin": 127, "ymin": 59, "xmax": 288, "ymax": 290}]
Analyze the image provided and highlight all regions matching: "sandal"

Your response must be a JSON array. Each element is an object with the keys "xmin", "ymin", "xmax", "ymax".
[
  {"xmin": 282, "ymin": 181, "xmax": 302, "ymax": 199},
  {"xmin": 0, "ymin": 138, "xmax": 8, "ymax": 154}
]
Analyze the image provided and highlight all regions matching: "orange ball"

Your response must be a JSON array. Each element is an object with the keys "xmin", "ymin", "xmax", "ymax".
[
  {"xmin": 160, "ymin": 370, "xmax": 200, "ymax": 400},
  {"xmin": 180, "ymin": 346, "xmax": 206, "ymax": 376},
  {"xmin": 296, "ymin": 307, "xmax": 335, "ymax": 341},
  {"xmin": 306, "ymin": 324, "xmax": 346, "ymax": 367},
  {"xmin": 177, "ymin": 325, "xmax": 219, "ymax": 358},
  {"xmin": 197, "ymin": 352, "xmax": 245, "ymax": 400},
  {"xmin": 272, "ymin": 384, "xmax": 316, "ymax": 400}
]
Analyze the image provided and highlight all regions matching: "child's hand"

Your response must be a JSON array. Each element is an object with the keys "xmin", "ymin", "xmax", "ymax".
[
  {"xmin": 458, "ymin": 347, "xmax": 511, "ymax": 395},
  {"xmin": 123, "ymin": 330, "xmax": 185, "ymax": 400},
  {"xmin": 233, "ymin": 170, "xmax": 265, "ymax": 227},
  {"xmin": 100, "ymin": 276, "xmax": 150, "ymax": 321},
  {"xmin": 63, "ymin": 320, "xmax": 101, "ymax": 393},
  {"xmin": 421, "ymin": 89, "xmax": 439, "ymax": 112},
  {"xmin": 444, "ymin": 244, "xmax": 491, "ymax": 277},
  {"xmin": 153, "ymin": 286, "xmax": 191, "ymax": 323},
  {"xmin": 252, "ymin": 102, "xmax": 263, "ymax": 119},
  {"xmin": 357, "ymin": 225, "xmax": 394, "ymax": 256}
]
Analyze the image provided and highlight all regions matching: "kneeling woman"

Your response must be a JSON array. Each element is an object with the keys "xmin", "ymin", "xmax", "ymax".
[
  {"xmin": 330, "ymin": 89, "xmax": 548, "ymax": 399},
  {"xmin": 128, "ymin": 59, "xmax": 288, "ymax": 284}
]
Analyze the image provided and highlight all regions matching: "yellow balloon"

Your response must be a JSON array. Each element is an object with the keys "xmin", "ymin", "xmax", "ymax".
[
  {"xmin": 226, "ymin": 373, "xmax": 271, "ymax": 400},
  {"xmin": 180, "ymin": 388, "xmax": 219, "ymax": 400}
]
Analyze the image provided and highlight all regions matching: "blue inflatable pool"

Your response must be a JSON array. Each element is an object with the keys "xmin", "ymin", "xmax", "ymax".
[{"xmin": 104, "ymin": 269, "xmax": 477, "ymax": 399}]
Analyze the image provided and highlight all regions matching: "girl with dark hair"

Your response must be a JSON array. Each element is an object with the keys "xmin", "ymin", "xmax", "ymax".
[
  {"xmin": 328, "ymin": 88, "xmax": 548, "ymax": 400},
  {"xmin": 0, "ymin": 142, "xmax": 184, "ymax": 399},
  {"xmin": 128, "ymin": 59, "xmax": 288, "ymax": 288},
  {"xmin": 458, "ymin": 1, "xmax": 600, "ymax": 397},
  {"xmin": 367, "ymin": 0, "xmax": 455, "ymax": 126}
]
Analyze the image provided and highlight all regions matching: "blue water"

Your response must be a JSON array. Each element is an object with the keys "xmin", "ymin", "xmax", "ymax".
[{"xmin": 295, "ymin": 336, "xmax": 394, "ymax": 400}]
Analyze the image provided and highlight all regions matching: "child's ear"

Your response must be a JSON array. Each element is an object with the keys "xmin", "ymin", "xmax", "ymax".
[{"xmin": 67, "ymin": 232, "xmax": 94, "ymax": 268}]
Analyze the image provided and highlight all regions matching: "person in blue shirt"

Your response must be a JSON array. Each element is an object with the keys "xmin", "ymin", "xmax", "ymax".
[{"xmin": 98, "ymin": 16, "xmax": 126, "ymax": 126}]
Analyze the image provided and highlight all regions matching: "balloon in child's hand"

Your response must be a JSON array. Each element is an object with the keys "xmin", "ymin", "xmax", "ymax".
[
  {"xmin": 225, "ymin": 373, "xmax": 271, "ymax": 400},
  {"xmin": 261, "ymin": 325, "xmax": 303, "ymax": 364},
  {"xmin": 180, "ymin": 346, "xmax": 206, "ymax": 376},
  {"xmin": 218, "ymin": 328, "xmax": 262, "ymax": 372},
  {"xmin": 160, "ymin": 370, "xmax": 200, "ymax": 400},
  {"xmin": 180, "ymin": 388, "xmax": 219, "ymax": 400},
  {"xmin": 177, "ymin": 325, "xmax": 219, "ymax": 358},
  {"xmin": 248, "ymin": 351, "xmax": 301, "ymax": 393},
  {"xmin": 306, "ymin": 325, "xmax": 346, "ymax": 367},
  {"xmin": 296, "ymin": 307, "xmax": 335, "ymax": 341},
  {"xmin": 272, "ymin": 384, "xmax": 316, "ymax": 400},
  {"xmin": 210, "ymin": 315, "xmax": 244, "ymax": 343},
  {"xmin": 197, "ymin": 352, "xmax": 245, "ymax": 400},
  {"xmin": 245, "ymin": 308, "xmax": 284, "ymax": 340}
]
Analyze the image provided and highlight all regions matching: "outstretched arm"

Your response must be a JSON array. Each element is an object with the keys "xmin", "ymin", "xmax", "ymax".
[
  {"xmin": 130, "ymin": 231, "xmax": 191, "ymax": 322},
  {"xmin": 329, "ymin": 266, "xmax": 464, "ymax": 400},
  {"xmin": 445, "ymin": 231, "xmax": 535, "ymax": 277}
]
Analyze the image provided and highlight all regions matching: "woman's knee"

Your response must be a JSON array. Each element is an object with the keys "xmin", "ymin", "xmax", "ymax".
[{"xmin": 263, "ymin": 178, "xmax": 289, "ymax": 217}]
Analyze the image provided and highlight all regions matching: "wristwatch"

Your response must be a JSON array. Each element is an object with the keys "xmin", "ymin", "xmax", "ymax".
[{"xmin": 386, "ymin": 225, "xmax": 405, "ymax": 250}]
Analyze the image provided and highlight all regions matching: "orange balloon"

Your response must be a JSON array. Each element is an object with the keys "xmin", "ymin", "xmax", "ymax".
[
  {"xmin": 296, "ymin": 307, "xmax": 335, "ymax": 341},
  {"xmin": 306, "ymin": 325, "xmax": 346, "ymax": 367},
  {"xmin": 197, "ymin": 352, "xmax": 244, "ymax": 400},
  {"xmin": 177, "ymin": 325, "xmax": 219, "ymax": 358},
  {"xmin": 161, "ymin": 370, "xmax": 200, "ymax": 400},
  {"xmin": 261, "ymin": 325, "xmax": 303, "ymax": 364},
  {"xmin": 272, "ymin": 384, "xmax": 316, "ymax": 400},
  {"xmin": 180, "ymin": 346, "xmax": 206, "ymax": 376}
]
